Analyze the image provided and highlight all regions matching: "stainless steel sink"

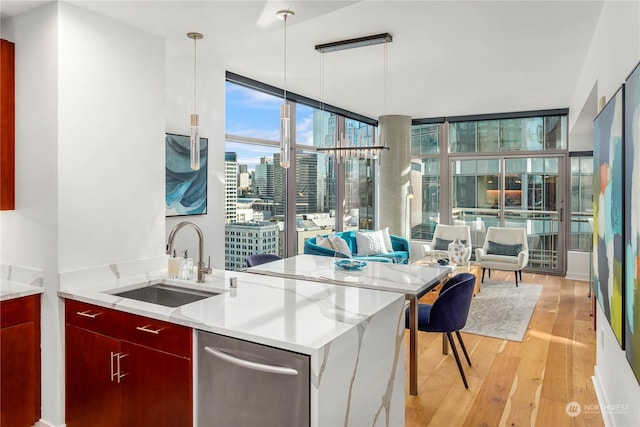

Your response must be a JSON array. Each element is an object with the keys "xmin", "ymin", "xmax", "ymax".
[{"xmin": 110, "ymin": 282, "xmax": 220, "ymax": 307}]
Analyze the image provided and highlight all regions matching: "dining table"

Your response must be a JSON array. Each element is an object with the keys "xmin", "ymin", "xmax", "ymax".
[{"xmin": 245, "ymin": 254, "xmax": 450, "ymax": 396}]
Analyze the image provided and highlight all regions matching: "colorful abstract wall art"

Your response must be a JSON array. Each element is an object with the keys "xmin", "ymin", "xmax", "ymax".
[
  {"xmin": 625, "ymin": 62, "xmax": 640, "ymax": 383},
  {"xmin": 166, "ymin": 133, "xmax": 208, "ymax": 216},
  {"xmin": 593, "ymin": 86, "xmax": 624, "ymax": 347}
]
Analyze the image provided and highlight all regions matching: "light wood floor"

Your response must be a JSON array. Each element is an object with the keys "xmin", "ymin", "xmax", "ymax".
[{"xmin": 404, "ymin": 270, "xmax": 604, "ymax": 427}]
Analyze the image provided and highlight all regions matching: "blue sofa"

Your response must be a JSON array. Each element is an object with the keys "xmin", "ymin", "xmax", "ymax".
[{"xmin": 304, "ymin": 230, "xmax": 410, "ymax": 264}]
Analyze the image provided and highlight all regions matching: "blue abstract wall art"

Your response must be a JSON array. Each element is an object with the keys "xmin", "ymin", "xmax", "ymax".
[
  {"xmin": 593, "ymin": 86, "xmax": 624, "ymax": 347},
  {"xmin": 166, "ymin": 133, "xmax": 207, "ymax": 216},
  {"xmin": 625, "ymin": 62, "xmax": 640, "ymax": 383}
]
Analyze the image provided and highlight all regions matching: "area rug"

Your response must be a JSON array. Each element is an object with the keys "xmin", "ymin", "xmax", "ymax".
[{"xmin": 461, "ymin": 280, "xmax": 543, "ymax": 342}]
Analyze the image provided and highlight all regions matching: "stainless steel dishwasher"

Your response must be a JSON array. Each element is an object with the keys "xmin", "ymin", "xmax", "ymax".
[{"xmin": 197, "ymin": 330, "xmax": 310, "ymax": 427}]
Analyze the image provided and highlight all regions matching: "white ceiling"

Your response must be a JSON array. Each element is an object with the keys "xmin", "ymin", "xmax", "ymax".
[{"xmin": 1, "ymin": 0, "xmax": 604, "ymax": 121}]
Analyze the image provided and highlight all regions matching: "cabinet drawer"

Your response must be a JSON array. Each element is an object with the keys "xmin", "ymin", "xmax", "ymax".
[
  {"xmin": 65, "ymin": 300, "xmax": 121, "ymax": 338},
  {"xmin": 1, "ymin": 295, "xmax": 38, "ymax": 328},
  {"xmin": 65, "ymin": 299, "xmax": 191, "ymax": 358},
  {"xmin": 119, "ymin": 311, "xmax": 191, "ymax": 358}
]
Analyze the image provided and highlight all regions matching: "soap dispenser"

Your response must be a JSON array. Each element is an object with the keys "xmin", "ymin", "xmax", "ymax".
[
  {"xmin": 168, "ymin": 250, "xmax": 180, "ymax": 279},
  {"xmin": 180, "ymin": 250, "xmax": 193, "ymax": 281}
]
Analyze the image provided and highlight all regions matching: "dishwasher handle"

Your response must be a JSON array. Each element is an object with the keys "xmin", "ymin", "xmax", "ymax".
[{"xmin": 204, "ymin": 346, "xmax": 299, "ymax": 376}]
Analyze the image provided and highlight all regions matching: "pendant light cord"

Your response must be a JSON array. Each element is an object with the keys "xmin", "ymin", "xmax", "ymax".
[
  {"xmin": 283, "ymin": 13, "xmax": 288, "ymax": 103},
  {"xmin": 193, "ymin": 36, "xmax": 198, "ymax": 114},
  {"xmin": 384, "ymin": 41, "xmax": 388, "ymax": 116},
  {"xmin": 320, "ymin": 52, "xmax": 327, "ymax": 147},
  {"xmin": 320, "ymin": 52, "xmax": 324, "ymax": 112}
]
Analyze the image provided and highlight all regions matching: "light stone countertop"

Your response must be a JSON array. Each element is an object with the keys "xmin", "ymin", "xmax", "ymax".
[
  {"xmin": 1, "ymin": 280, "xmax": 44, "ymax": 301},
  {"xmin": 58, "ymin": 268, "xmax": 405, "ymax": 355},
  {"xmin": 246, "ymin": 254, "xmax": 450, "ymax": 296}
]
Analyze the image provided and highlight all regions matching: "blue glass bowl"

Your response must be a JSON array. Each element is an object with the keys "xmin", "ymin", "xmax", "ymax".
[{"xmin": 335, "ymin": 259, "xmax": 367, "ymax": 271}]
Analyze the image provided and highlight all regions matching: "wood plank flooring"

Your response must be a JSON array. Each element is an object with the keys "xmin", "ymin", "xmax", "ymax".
[{"xmin": 404, "ymin": 270, "xmax": 604, "ymax": 427}]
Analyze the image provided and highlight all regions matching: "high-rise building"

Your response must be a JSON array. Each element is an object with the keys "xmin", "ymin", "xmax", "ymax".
[
  {"xmin": 225, "ymin": 152, "xmax": 238, "ymax": 223},
  {"xmin": 313, "ymin": 110, "xmax": 331, "ymax": 212},
  {"xmin": 224, "ymin": 222, "xmax": 279, "ymax": 270},
  {"xmin": 254, "ymin": 157, "xmax": 274, "ymax": 198},
  {"xmin": 317, "ymin": 112, "xmax": 339, "ymax": 214},
  {"xmin": 273, "ymin": 155, "xmax": 285, "ymax": 216},
  {"xmin": 273, "ymin": 152, "xmax": 319, "ymax": 216},
  {"xmin": 296, "ymin": 153, "xmax": 318, "ymax": 214},
  {"xmin": 237, "ymin": 163, "xmax": 251, "ymax": 195},
  {"xmin": 238, "ymin": 171, "xmax": 251, "ymax": 192}
]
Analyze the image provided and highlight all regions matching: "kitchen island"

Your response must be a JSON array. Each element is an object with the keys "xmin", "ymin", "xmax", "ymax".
[{"xmin": 59, "ymin": 267, "xmax": 406, "ymax": 427}]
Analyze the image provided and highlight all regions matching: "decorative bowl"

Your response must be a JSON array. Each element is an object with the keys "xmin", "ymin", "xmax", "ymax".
[{"xmin": 335, "ymin": 259, "xmax": 367, "ymax": 271}]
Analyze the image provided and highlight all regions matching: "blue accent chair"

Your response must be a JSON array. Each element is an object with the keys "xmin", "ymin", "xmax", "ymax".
[
  {"xmin": 246, "ymin": 253, "xmax": 282, "ymax": 268},
  {"xmin": 303, "ymin": 230, "xmax": 410, "ymax": 264},
  {"xmin": 405, "ymin": 272, "xmax": 476, "ymax": 388}
]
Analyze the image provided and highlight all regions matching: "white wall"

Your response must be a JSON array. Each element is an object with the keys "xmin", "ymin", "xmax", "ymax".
[
  {"xmin": 58, "ymin": 4, "xmax": 165, "ymax": 271},
  {"xmin": 0, "ymin": 0, "xmax": 58, "ymax": 289},
  {"xmin": 1, "ymin": 3, "xmax": 63, "ymax": 425},
  {"xmin": 164, "ymin": 39, "xmax": 226, "ymax": 269},
  {"xmin": 1, "ymin": 3, "xmax": 166, "ymax": 425},
  {"xmin": 569, "ymin": 1, "xmax": 640, "ymax": 133},
  {"xmin": 568, "ymin": 1, "xmax": 640, "ymax": 425},
  {"xmin": 594, "ymin": 304, "xmax": 640, "ymax": 426}
]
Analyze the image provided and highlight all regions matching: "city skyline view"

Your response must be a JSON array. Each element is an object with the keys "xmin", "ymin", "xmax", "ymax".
[{"xmin": 226, "ymin": 82, "xmax": 316, "ymax": 171}]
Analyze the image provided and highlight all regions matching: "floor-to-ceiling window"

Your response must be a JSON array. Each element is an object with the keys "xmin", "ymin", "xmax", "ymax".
[
  {"xmin": 569, "ymin": 153, "xmax": 594, "ymax": 251},
  {"xmin": 224, "ymin": 75, "xmax": 376, "ymax": 269},
  {"xmin": 450, "ymin": 158, "xmax": 501, "ymax": 251},
  {"xmin": 409, "ymin": 123, "xmax": 441, "ymax": 241},
  {"xmin": 410, "ymin": 111, "xmax": 569, "ymax": 274},
  {"xmin": 449, "ymin": 112, "xmax": 567, "ymax": 273},
  {"xmin": 226, "ymin": 72, "xmax": 570, "ymax": 274}
]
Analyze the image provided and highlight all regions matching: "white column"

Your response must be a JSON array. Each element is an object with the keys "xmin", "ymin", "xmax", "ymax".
[{"xmin": 378, "ymin": 115, "xmax": 412, "ymax": 238}]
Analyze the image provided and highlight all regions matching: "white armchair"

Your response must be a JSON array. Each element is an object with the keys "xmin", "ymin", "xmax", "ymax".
[
  {"xmin": 476, "ymin": 227, "xmax": 528, "ymax": 286},
  {"xmin": 421, "ymin": 224, "xmax": 472, "ymax": 263}
]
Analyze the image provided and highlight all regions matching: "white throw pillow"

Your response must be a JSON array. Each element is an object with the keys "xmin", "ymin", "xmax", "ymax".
[
  {"xmin": 355, "ymin": 230, "xmax": 388, "ymax": 256},
  {"xmin": 316, "ymin": 234, "xmax": 335, "ymax": 250},
  {"xmin": 328, "ymin": 234, "xmax": 352, "ymax": 258},
  {"xmin": 380, "ymin": 227, "xmax": 394, "ymax": 252}
]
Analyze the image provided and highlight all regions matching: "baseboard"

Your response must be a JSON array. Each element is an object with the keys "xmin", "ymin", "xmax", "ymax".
[
  {"xmin": 566, "ymin": 251, "xmax": 591, "ymax": 282},
  {"xmin": 565, "ymin": 271, "xmax": 590, "ymax": 282},
  {"xmin": 593, "ymin": 369, "xmax": 614, "ymax": 427},
  {"xmin": 36, "ymin": 419, "xmax": 65, "ymax": 427}
]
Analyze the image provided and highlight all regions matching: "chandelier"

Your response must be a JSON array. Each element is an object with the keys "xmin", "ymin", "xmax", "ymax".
[{"xmin": 314, "ymin": 33, "xmax": 392, "ymax": 161}]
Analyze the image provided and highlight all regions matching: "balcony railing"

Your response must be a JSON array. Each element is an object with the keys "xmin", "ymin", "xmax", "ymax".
[{"xmin": 451, "ymin": 207, "xmax": 561, "ymax": 270}]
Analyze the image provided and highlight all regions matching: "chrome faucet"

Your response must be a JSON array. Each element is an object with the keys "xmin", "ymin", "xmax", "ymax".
[{"xmin": 166, "ymin": 221, "xmax": 212, "ymax": 283}]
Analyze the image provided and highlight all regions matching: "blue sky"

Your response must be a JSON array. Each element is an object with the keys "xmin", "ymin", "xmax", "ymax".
[{"xmin": 225, "ymin": 82, "xmax": 315, "ymax": 171}]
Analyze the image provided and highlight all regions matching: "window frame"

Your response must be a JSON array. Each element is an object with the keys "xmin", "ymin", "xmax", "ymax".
[{"xmin": 225, "ymin": 74, "xmax": 380, "ymax": 262}]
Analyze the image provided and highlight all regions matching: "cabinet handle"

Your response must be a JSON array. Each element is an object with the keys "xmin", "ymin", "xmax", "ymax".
[
  {"xmin": 110, "ymin": 352, "xmax": 128, "ymax": 383},
  {"xmin": 110, "ymin": 352, "xmax": 118, "ymax": 382},
  {"xmin": 204, "ymin": 346, "xmax": 299, "ymax": 376},
  {"xmin": 77, "ymin": 310, "xmax": 101, "ymax": 318},
  {"xmin": 116, "ymin": 353, "xmax": 128, "ymax": 383},
  {"xmin": 136, "ymin": 325, "xmax": 163, "ymax": 335}
]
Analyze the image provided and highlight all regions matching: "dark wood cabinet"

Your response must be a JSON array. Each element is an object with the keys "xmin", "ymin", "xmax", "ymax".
[
  {"xmin": 121, "ymin": 342, "xmax": 192, "ymax": 427},
  {"xmin": 65, "ymin": 325, "xmax": 121, "ymax": 427},
  {"xmin": 0, "ymin": 39, "xmax": 15, "ymax": 211},
  {"xmin": 0, "ymin": 295, "xmax": 41, "ymax": 427},
  {"xmin": 64, "ymin": 300, "xmax": 192, "ymax": 427}
]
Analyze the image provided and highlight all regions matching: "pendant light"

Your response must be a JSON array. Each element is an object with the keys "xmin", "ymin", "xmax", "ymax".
[
  {"xmin": 187, "ymin": 32, "xmax": 203, "ymax": 171},
  {"xmin": 276, "ymin": 10, "xmax": 294, "ymax": 169},
  {"xmin": 314, "ymin": 33, "xmax": 391, "ymax": 160}
]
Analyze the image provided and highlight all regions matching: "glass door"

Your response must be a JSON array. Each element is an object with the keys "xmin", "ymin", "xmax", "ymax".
[{"xmin": 451, "ymin": 155, "xmax": 566, "ymax": 274}]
